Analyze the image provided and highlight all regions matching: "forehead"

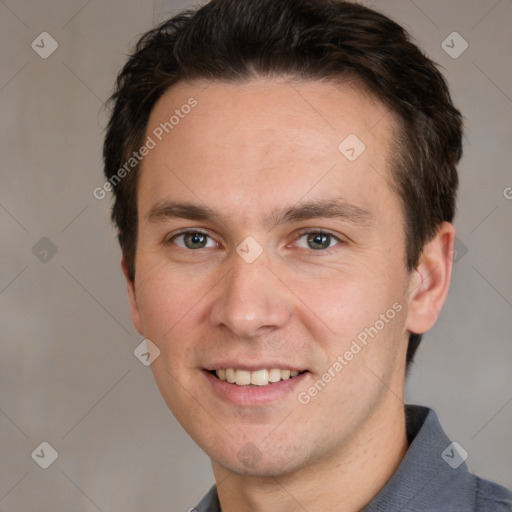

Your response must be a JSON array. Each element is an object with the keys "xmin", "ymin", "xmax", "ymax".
[{"xmin": 137, "ymin": 78, "xmax": 399, "ymax": 224}]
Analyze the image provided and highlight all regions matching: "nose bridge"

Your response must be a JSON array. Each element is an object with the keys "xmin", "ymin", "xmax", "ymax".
[{"xmin": 210, "ymin": 244, "xmax": 292, "ymax": 337}]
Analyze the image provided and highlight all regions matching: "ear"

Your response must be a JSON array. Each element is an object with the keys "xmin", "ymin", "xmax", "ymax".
[
  {"xmin": 121, "ymin": 256, "xmax": 144, "ymax": 336},
  {"xmin": 406, "ymin": 222, "xmax": 455, "ymax": 334}
]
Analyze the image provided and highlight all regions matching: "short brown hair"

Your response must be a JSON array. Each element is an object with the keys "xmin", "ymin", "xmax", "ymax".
[{"xmin": 103, "ymin": 0, "xmax": 463, "ymax": 366}]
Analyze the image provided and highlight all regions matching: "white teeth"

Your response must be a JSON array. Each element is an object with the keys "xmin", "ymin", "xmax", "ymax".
[
  {"xmin": 215, "ymin": 368, "xmax": 302, "ymax": 386},
  {"xmin": 268, "ymin": 368, "xmax": 282, "ymax": 382},
  {"xmin": 250, "ymin": 369, "xmax": 269, "ymax": 386},
  {"xmin": 235, "ymin": 369, "xmax": 251, "ymax": 386},
  {"xmin": 225, "ymin": 368, "xmax": 236, "ymax": 383}
]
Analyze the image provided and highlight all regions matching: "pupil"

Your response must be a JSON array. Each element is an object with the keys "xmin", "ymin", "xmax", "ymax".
[
  {"xmin": 187, "ymin": 233, "xmax": 206, "ymax": 248},
  {"xmin": 308, "ymin": 233, "xmax": 329, "ymax": 250}
]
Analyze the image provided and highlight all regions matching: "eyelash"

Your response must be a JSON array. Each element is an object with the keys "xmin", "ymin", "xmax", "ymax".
[{"xmin": 167, "ymin": 228, "xmax": 344, "ymax": 252}]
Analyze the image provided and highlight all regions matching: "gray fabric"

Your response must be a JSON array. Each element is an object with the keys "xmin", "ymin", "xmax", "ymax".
[
  {"xmin": 194, "ymin": 486, "xmax": 220, "ymax": 512},
  {"xmin": 193, "ymin": 405, "xmax": 512, "ymax": 511}
]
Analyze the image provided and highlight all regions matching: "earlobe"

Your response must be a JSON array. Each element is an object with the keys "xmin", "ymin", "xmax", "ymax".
[
  {"xmin": 405, "ymin": 222, "xmax": 455, "ymax": 335},
  {"xmin": 121, "ymin": 256, "xmax": 144, "ymax": 336}
]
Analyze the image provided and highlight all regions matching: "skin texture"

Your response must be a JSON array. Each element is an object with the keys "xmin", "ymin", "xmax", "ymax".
[{"xmin": 122, "ymin": 78, "xmax": 455, "ymax": 511}]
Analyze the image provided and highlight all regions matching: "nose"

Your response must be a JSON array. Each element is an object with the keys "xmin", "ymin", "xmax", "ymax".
[{"xmin": 209, "ymin": 248, "xmax": 293, "ymax": 339}]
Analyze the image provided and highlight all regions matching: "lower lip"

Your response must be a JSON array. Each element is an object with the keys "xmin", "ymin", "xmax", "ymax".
[{"xmin": 203, "ymin": 370, "xmax": 308, "ymax": 406}]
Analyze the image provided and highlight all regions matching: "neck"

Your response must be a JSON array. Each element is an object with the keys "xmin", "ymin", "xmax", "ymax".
[{"xmin": 212, "ymin": 400, "xmax": 408, "ymax": 512}]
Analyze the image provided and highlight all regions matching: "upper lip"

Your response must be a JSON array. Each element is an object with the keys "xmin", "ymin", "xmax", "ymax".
[{"xmin": 204, "ymin": 362, "xmax": 306, "ymax": 372}]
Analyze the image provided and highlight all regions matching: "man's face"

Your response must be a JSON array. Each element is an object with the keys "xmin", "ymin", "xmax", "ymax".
[{"xmin": 127, "ymin": 79, "xmax": 415, "ymax": 476}]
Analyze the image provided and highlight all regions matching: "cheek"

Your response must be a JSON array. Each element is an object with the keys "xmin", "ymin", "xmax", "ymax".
[
  {"xmin": 298, "ymin": 268, "xmax": 407, "ymax": 364},
  {"xmin": 135, "ymin": 264, "xmax": 200, "ymax": 344},
  {"xmin": 138, "ymin": 271, "xmax": 204, "ymax": 405},
  {"xmin": 294, "ymin": 273, "xmax": 379, "ymax": 336}
]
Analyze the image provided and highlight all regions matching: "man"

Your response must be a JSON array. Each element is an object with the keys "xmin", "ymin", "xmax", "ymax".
[{"xmin": 102, "ymin": 0, "xmax": 512, "ymax": 510}]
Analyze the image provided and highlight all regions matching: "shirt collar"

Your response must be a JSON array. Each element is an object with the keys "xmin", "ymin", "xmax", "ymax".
[{"xmin": 362, "ymin": 405, "xmax": 476, "ymax": 511}]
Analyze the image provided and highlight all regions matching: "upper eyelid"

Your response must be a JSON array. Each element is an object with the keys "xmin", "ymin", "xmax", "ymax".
[
  {"xmin": 293, "ymin": 227, "xmax": 343, "ymax": 240},
  {"xmin": 168, "ymin": 228, "xmax": 211, "ymax": 239}
]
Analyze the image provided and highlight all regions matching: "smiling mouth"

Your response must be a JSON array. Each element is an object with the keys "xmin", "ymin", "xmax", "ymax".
[{"xmin": 208, "ymin": 368, "xmax": 307, "ymax": 387}]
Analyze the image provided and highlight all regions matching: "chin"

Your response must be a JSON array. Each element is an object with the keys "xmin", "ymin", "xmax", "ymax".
[
  {"xmin": 208, "ymin": 439, "xmax": 314, "ymax": 479},
  {"xmin": 218, "ymin": 456, "xmax": 302, "ymax": 478}
]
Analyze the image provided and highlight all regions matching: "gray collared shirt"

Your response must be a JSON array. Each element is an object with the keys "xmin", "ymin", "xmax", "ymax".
[{"xmin": 193, "ymin": 405, "xmax": 512, "ymax": 511}]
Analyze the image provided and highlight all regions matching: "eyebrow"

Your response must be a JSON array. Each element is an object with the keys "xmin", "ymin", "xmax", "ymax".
[{"xmin": 146, "ymin": 197, "xmax": 374, "ymax": 230}]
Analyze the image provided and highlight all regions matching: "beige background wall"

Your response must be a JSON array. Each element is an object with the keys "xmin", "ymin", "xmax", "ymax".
[{"xmin": 1, "ymin": 0, "xmax": 511, "ymax": 510}]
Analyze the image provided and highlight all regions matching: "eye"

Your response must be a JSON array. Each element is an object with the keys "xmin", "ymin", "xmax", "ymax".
[
  {"xmin": 294, "ymin": 230, "xmax": 343, "ymax": 251},
  {"xmin": 170, "ymin": 230, "xmax": 217, "ymax": 250}
]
